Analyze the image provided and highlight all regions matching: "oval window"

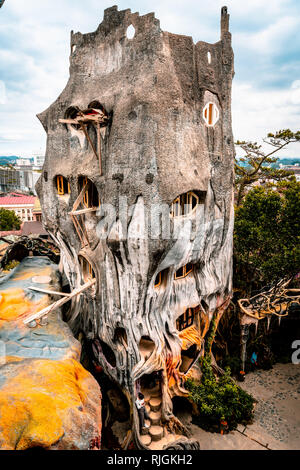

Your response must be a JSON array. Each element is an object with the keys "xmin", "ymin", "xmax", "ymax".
[{"xmin": 203, "ymin": 102, "xmax": 219, "ymax": 126}]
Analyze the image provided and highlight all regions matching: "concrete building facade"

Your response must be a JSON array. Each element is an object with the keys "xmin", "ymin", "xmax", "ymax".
[{"xmin": 37, "ymin": 6, "xmax": 235, "ymax": 449}]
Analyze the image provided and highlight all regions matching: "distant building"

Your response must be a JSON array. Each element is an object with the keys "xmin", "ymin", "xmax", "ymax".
[
  {"xmin": 0, "ymin": 167, "xmax": 20, "ymax": 192},
  {"xmin": 279, "ymin": 164, "xmax": 300, "ymax": 182},
  {"xmin": 0, "ymin": 193, "xmax": 36, "ymax": 222},
  {"xmin": 284, "ymin": 165, "xmax": 300, "ymax": 181},
  {"xmin": 32, "ymin": 152, "xmax": 45, "ymax": 168},
  {"xmin": 14, "ymin": 162, "xmax": 41, "ymax": 194},
  {"xmin": 15, "ymin": 158, "xmax": 32, "ymax": 167}
]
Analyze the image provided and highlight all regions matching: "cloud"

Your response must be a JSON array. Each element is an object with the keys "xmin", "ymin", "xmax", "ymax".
[
  {"xmin": 0, "ymin": 0, "xmax": 300, "ymax": 157},
  {"xmin": 0, "ymin": 80, "xmax": 6, "ymax": 104},
  {"xmin": 233, "ymin": 80, "xmax": 300, "ymax": 156},
  {"xmin": 235, "ymin": 15, "xmax": 300, "ymax": 56}
]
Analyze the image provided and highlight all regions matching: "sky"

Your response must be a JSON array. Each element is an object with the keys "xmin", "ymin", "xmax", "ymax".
[{"xmin": 0, "ymin": 0, "xmax": 300, "ymax": 157}]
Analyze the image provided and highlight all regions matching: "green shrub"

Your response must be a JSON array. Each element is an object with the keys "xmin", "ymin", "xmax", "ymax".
[
  {"xmin": 0, "ymin": 208, "xmax": 21, "ymax": 231},
  {"xmin": 3, "ymin": 260, "xmax": 20, "ymax": 271},
  {"xmin": 220, "ymin": 355, "xmax": 241, "ymax": 375},
  {"xmin": 186, "ymin": 358, "xmax": 254, "ymax": 432}
]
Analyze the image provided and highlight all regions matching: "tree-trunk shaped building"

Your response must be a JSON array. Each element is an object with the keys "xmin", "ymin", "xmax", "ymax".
[{"xmin": 36, "ymin": 5, "xmax": 235, "ymax": 450}]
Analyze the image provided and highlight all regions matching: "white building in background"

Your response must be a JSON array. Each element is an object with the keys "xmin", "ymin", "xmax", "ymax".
[
  {"xmin": 0, "ymin": 193, "xmax": 36, "ymax": 222},
  {"xmin": 32, "ymin": 150, "xmax": 45, "ymax": 168},
  {"xmin": 14, "ymin": 162, "xmax": 41, "ymax": 195},
  {"xmin": 16, "ymin": 158, "xmax": 32, "ymax": 167},
  {"xmin": 279, "ymin": 164, "xmax": 300, "ymax": 182}
]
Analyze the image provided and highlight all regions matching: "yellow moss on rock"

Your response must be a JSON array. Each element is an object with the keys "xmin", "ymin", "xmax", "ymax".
[
  {"xmin": 0, "ymin": 258, "xmax": 102, "ymax": 450},
  {"xmin": 0, "ymin": 358, "xmax": 101, "ymax": 450},
  {"xmin": 0, "ymin": 288, "xmax": 48, "ymax": 324}
]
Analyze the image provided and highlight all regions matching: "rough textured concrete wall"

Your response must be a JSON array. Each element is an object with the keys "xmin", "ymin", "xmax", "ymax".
[
  {"xmin": 0, "ymin": 257, "xmax": 102, "ymax": 450},
  {"xmin": 36, "ymin": 5, "xmax": 234, "ymax": 449}
]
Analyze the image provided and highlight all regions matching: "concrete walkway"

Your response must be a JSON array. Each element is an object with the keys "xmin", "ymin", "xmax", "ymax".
[{"xmin": 179, "ymin": 363, "xmax": 300, "ymax": 450}]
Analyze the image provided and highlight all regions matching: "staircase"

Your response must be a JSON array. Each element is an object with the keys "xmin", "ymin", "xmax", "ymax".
[{"xmin": 139, "ymin": 383, "xmax": 187, "ymax": 450}]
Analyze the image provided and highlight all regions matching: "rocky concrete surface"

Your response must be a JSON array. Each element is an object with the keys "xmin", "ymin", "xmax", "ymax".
[{"xmin": 0, "ymin": 257, "xmax": 102, "ymax": 450}]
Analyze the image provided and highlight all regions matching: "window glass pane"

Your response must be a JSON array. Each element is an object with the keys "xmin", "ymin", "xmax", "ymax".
[
  {"xmin": 175, "ymin": 199, "xmax": 180, "ymax": 216},
  {"xmin": 191, "ymin": 194, "xmax": 198, "ymax": 209},
  {"xmin": 208, "ymin": 103, "xmax": 213, "ymax": 125},
  {"xmin": 154, "ymin": 272, "xmax": 161, "ymax": 288},
  {"xmin": 185, "ymin": 263, "xmax": 193, "ymax": 275},
  {"xmin": 203, "ymin": 102, "xmax": 219, "ymax": 126},
  {"xmin": 175, "ymin": 266, "xmax": 184, "ymax": 279}
]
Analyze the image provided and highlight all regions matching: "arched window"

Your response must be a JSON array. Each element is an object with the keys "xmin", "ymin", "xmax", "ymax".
[
  {"xmin": 64, "ymin": 106, "xmax": 81, "ymax": 130},
  {"xmin": 154, "ymin": 268, "xmax": 168, "ymax": 288},
  {"xmin": 63, "ymin": 103, "xmax": 109, "ymax": 129},
  {"xmin": 154, "ymin": 271, "xmax": 162, "ymax": 288},
  {"xmin": 55, "ymin": 175, "xmax": 70, "ymax": 196},
  {"xmin": 78, "ymin": 177, "xmax": 100, "ymax": 208},
  {"xmin": 79, "ymin": 255, "xmax": 95, "ymax": 283},
  {"xmin": 203, "ymin": 102, "xmax": 219, "ymax": 126},
  {"xmin": 174, "ymin": 263, "xmax": 193, "ymax": 280},
  {"xmin": 87, "ymin": 100, "xmax": 107, "ymax": 117},
  {"xmin": 170, "ymin": 191, "xmax": 205, "ymax": 217}
]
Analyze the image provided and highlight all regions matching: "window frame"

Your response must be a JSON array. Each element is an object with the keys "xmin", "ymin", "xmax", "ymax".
[
  {"xmin": 79, "ymin": 176, "xmax": 100, "ymax": 209},
  {"xmin": 203, "ymin": 102, "xmax": 219, "ymax": 127},
  {"xmin": 174, "ymin": 263, "xmax": 194, "ymax": 280},
  {"xmin": 57, "ymin": 175, "xmax": 64, "ymax": 195},
  {"xmin": 176, "ymin": 307, "xmax": 195, "ymax": 331},
  {"xmin": 171, "ymin": 191, "xmax": 200, "ymax": 218},
  {"xmin": 79, "ymin": 255, "xmax": 95, "ymax": 283},
  {"xmin": 56, "ymin": 175, "xmax": 70, "ymax": 196},
  {"xmin": 154, "ymin": 271, "xmax": 162, "ymax": 288}
]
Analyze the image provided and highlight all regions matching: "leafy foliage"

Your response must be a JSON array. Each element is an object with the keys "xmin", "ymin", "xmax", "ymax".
[
  {"xmin": 234, "ymin": 180, "xmax": 300, "ymax": 294},
  {"xmin": 235, "ymin": 129, "xmax": 300, "ymax": 207},
  {"xmin": 3, "ymin": 260, "xmax": 20, "ymax": 271},
  {"xmin": 187, "ymin": 311, "xmax": 254, "ymax": 432},
  {"xmin": 186, "ymin": 358, "xmax": 254, "ymax": 432},
  {"xmin": 0, "ymin": 208, "xmax": 21, "ymax": 231}
]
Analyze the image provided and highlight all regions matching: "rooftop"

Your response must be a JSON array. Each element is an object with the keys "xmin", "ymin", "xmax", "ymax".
[
  {"xmin": 0, "ymin": 194, "xmax": 36, "ymax": 205},
  {"xmin": 21, "ymin": 221, "xmax": 48, "ymax": 236}
]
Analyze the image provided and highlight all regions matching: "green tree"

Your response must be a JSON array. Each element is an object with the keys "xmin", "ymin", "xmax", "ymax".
[
  {"xmin": 235, "ymin": 129, "xmax": 300, "ymax": 207},
  {"xmin": 234, "ymin": 180, "xmax": 300, "ymax": 294},
  {"xmin": 185, "ymin": 365, "xmax": 254, "ymax": 432},
  {"xmin": 0, "ymin": 208, "xmax": 21, "ymax": 231}
]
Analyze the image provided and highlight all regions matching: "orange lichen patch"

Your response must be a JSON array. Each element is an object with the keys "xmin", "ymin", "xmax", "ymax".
[
  {"xmin": 0, "ymin": 392, "xmax": 64, "ymax": 450},
  {"xmin": 0, "ymin": 358, "xmax": 101, "ymax": 450},
  {"xmin": 0, "ymin": 288, "xmax": 48, "ymax": 324},
  {"xmin": 179, "ymin": 325, "xmax": 201, "ymax": 351},
  {"xmin": 168, "ymin": 376, "xmax": 176, "ymax": 388}
]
